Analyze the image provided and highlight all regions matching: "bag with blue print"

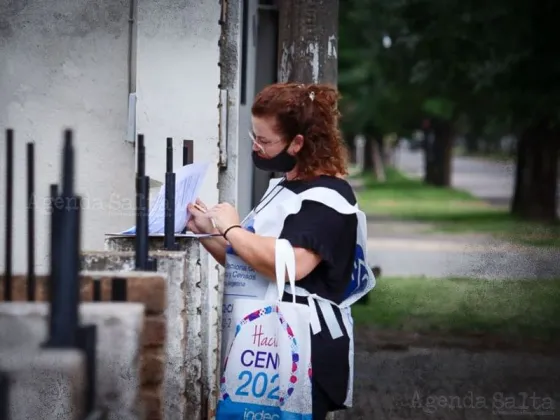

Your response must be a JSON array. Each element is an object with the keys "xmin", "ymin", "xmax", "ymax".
[
  {"xmin": 341, "ymin": 211, "xmax": 376, "ymax": 305},
  {"xmin": 216, "ymin": 239, "xmax": 313, "ymax": 420}
]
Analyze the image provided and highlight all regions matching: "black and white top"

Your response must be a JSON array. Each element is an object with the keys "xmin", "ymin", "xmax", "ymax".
[{"xmin": 277, "ymin": 175, "xmax": 358, "ymax": 408}]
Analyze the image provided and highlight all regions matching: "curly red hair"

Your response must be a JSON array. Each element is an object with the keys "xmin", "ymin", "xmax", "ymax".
[{"xmin": 251, "ymin": 82, "xmax": 348, "ymax": 179}]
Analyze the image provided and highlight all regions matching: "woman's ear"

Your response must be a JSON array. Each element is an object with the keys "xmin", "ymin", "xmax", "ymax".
[{"xmin": 290, "ymin": 134, "xmax": 305, "ymax": 154}]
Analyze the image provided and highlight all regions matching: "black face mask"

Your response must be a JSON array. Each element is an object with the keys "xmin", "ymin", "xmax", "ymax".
[{"xmin": 252, "ymin": 144, "xmax": 297, "ymax": 173}]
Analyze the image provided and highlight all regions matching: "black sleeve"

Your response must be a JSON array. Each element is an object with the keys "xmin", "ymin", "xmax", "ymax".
[{"xmin": 278, "ymin": 200, "xmax": 356, "ymax": 266}]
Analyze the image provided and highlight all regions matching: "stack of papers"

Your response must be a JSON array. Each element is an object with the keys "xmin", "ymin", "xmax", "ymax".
[{"xmin": 119, "ymin": 162, "xmax": 210, "ymax": 235}]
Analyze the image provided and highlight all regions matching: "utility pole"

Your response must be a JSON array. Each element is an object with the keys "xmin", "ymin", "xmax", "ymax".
[{"xmin": 277, "ymin": 0, "xmax": 339, "ymax": 85}]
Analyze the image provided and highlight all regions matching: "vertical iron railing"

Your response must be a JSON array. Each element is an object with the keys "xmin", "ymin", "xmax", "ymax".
[
  {"xmin": 180, "ymin": 140, "xmax": 194, "ymax": 234},
  {"xmin": 27, "ymin": 142, "xmax": 36, "ymax": 301},
  {"xmin": 164, "ymin": 137, "xmax": 176, "ymax": 250},
  {"xmin": 134, "ymin": 134, "xmax": 156, "ymax": 271},
  {"xmin": 42, "ymin": 129, "xmax": 97, "ymax": 415},
  {"xmin": 0, "ymin": 370, "xmax": 8, "ymax": 420},
  {"xmin": 135, "ymin": 134, "xmax": 148, "ymax": 270},
  {"xmin": 45, "ymin": 130, "xmax": 80, "ymax": 348},
  {"xmin": 4, "ymin": 129, "xmax": 14, "ymax": 301},
  {"xmin": 1, "ymin": 129, "xmax": 99, "ymax": 417},
  {"xmin": 91, "ymin": 278, "xmax": 128, "ymax": 303}
]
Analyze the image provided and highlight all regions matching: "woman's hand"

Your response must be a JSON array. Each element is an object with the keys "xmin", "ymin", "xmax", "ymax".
[
  {"xmin": 186, "ymin": 198, "xmax": 214, "ymax": 234},
  {"xmin": 207, "ymin": 202, "xmax": 241, "ymax": 235}
]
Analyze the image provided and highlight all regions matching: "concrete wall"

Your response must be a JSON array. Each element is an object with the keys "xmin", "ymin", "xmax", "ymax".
[
  {"xmin": 236, "ymin": 0, "xmax": 259, "ymax": 219},
  {"xmin": 0, "ymin": 0, "xmax": 135, "ymax": 274},
  {"xmin": 0, "ymin": 302, "xmax": 145, "ymax": 420},
  {"xmin": 0, "ymin": 0, "xmax": 231, "ymax": 275},
  {"xmin": 135, "ymin": 0, "xmax": 222, "ymax": 209}
]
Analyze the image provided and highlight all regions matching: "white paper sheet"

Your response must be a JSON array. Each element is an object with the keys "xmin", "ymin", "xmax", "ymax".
[{"xmin": 120, "ymin": 162, "xmax": 210, "ymax": 234}]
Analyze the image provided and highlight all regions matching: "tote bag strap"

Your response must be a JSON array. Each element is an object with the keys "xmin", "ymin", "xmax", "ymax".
[{"xmin": 275, "ymin": 238, "xmax": 297, "ymax": 303}]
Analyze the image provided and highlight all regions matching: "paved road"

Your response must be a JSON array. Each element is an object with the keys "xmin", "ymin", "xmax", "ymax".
[
  {"xmin": 394, "ymin": 148, "xmax": 560, "ymax": 208},
  {"xmin": 365, "ymin": 148, "xmax": 560, "ymax": 279},
  {"xmin": 339, "ymin": 348, "xmax": 560, "ymax": 420}
]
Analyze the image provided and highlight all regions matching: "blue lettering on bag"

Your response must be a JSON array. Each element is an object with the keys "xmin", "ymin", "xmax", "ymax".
[
  {"xmin": 343, "ymin": 244, "xmax": 369, "ymax": 299},
  {"xmin": 217, "ymin": 400, "xmax": 313, "ymax": 420},
  {"xmin": 234, "ymin": 371, "xmax": 280, "ymax": 400}
]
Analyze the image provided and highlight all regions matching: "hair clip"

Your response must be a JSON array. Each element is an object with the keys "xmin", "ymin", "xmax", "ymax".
[{"xmin": 309, "ymin": 91, "xmax": 315, "ymax": 102}]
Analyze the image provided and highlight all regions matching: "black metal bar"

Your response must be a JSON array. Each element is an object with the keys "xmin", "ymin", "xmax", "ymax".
[
  {"xmin": 135, "ymin": 134, "xmax": 148, "ymax": 270},
  {"xmin": 147, "ymin": 258, "xmax": 158, "ymax": 271},
  {"xmin": 93, "ymin": 279, "xmax": 102, "ymax": 302},
  {"xmin": 110, "ymin": 277, "xmax": 127, "ymax": 301},
  {"xmin": 46, "ymin": 130, "xmax": 80, "ymax": 348},
  {"xmin": 48, "ymin": 184, "xmax": 59, "ymax": 301},
  {"xmin": 164, "ymin": 137, "xmax": 176, "ymax": 250},
  {"xmin": 182, "ymin": 139, "xmax": 193, "ymax": 166},
  {"xmin": 27, "ymin": 142, "xmax": 36, "ymax": 301},
  {"xmin": 166, "ymin": 137, "xmax": 173, "ymax": 173},
  {"xmin": 62, "ymin": 130, "xmax": 74, "ymax": 197},
  {"xmin": 77, "ymin": 324, "xmax": 97, "ymax": 414},
  {"xmin": 0, "ymin": 370, "xmax": 8, "ymax": 420},
  {"xmin": 180, "ymin": 139, "xmax": 194, "ymax": 234},
  {"xmin": 4, "ymin": 129, "xmax": 14, "ymax": 301},
  {"xmin": 141, "ymin": 175, "xmax": 158, "ymax": 271}
]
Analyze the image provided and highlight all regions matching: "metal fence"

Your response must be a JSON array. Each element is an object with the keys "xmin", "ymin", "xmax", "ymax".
[{"xmin": 1, "ymin": 128, "xmax": 191, "ymax": 418}]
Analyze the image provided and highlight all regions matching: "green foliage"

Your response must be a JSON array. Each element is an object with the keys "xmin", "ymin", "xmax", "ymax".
[
  {"xmin": 356, "ymin": 168, "xmax": 560, "ymax": 247},
  {"xmin": 352, "ymin": 276, "xmax": 560, "ymax": 340},
  {"xmin": 338, "ymin": 0, "xmax": 560, "ymax": 137}
]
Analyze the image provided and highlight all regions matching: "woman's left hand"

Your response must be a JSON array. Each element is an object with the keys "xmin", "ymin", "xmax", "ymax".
[{"xmin": 207, "ymin": 202, "xmax": 241, "ymax": 235}]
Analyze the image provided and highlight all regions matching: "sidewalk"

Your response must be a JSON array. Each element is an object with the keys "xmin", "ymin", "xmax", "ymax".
[
  {"xmin": 367, "ymin": 219, "xmax": 560, "ymax": 279},
  {"xmin": 351, "ymin": 157, "xmax": 560, "ymax": 279}
]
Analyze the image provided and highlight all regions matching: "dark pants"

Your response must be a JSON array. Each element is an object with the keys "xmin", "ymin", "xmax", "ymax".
[{"xmin": 312, "ymin": 380, "xmax": 334, "ymax": 420}]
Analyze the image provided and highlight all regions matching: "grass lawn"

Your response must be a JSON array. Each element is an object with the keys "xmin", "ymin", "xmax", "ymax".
[
  {"xmin": 352, "ymin": 276, "xmax": 560, "ymax": 341},
  {"xmin": 356, "ymin": 167, "xmax": 560, "ymax": 247}
]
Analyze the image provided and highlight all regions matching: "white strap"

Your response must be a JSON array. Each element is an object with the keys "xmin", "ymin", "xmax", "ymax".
[
  {"xmin": 317, "ymin": 299, "xmax": 344, "ymax": 339},
  {"xmin": 307, "ymin": 296, "xmax": 322, "ymax": 334},
  {"xmin": 274, "ymin": 238, "xmax": 296, "ymax": 303},
  {"xmin": 340, "ymin": 307, "xmax": 354, "ymax": 407},
  {"xmin": 294, "ymin": 285, "xmax": 345, "ymax": 340},
  {"xmin": 287, "ymin": 187, "xmax": 361, "ymax": 216}
]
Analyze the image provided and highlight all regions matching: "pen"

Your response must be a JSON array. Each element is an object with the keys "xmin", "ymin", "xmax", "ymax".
[{"xmin": 193, "ymin": 203, "xmax": 206, "ymax": 213}]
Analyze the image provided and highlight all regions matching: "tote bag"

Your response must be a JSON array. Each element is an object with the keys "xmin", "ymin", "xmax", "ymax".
[{"xmin": 216, "ymin": 239, "xmax": 313, "ymax": 420}]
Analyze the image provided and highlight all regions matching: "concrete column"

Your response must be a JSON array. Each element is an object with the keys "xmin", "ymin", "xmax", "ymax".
[
  {"xmin": 82, "ymin": 237, "xmax": 217, "ymax": 420},
  {"xmin": 0, "ymin": 302, "xmax": 145, "ymax": 420}
]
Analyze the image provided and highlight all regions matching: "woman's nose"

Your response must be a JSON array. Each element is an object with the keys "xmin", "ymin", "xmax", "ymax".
[{"xmin": 252, "ymin": 141, "xmax": 264, "ymax": 153}]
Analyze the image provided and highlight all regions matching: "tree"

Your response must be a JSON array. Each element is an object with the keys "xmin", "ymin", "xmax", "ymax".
[
  {"xmin": 339, "ymin": 0, "xmax": 560, "ymax": 220},
  {"xmin": 277, "ymin": 0, "xmax": 339, "ymax": 84}
]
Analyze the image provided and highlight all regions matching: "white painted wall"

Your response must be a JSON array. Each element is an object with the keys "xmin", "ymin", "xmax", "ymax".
[
  {"xmin": 0, "ymin": 0, "xmax": 228, "ymax": 275},
  {"xmin": 0, "ymin": 0, "xmax": 135, "ymax": 275},
  {"xmin": 136, "ymin": 0, "xmax": 222, "ymax": 209}
]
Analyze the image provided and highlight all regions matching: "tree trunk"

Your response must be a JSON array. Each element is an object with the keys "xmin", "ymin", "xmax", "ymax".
[
  {"xmin": 344, "ymin": 130, "xmax": 357, "ymax": 163},
  {"xmin": 277, "ymin": 0, "xmax": 339, "ymax": 84},
  {"xmin": 362, "ymin": 136, "xmax": 374, "ymax": 173},
  {"xmin": 511, "ymin": 121, "xmax": 559, "ymax": 221},
  {"xmin": 424, "ymin": 119, "xmax": 453, "ymax": 187},
  {"xmin": 372, "ymin": 140, "xmax": 386, "ymax": 182},
  {"xmin": 465, "ymin": 133, "xmax": 479, "ymax": 154}
]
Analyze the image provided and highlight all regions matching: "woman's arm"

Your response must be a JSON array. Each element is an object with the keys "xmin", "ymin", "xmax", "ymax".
[
  {"xmin": 199, "ymin": 233, "xmax": 228, "ymax": 266},
  {"xmin": 224, "ymin": 227, "xmax": 321, "ymax": 281}
]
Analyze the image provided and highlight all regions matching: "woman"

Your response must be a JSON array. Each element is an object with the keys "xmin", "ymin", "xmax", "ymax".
[{"xmin": 187, "ymin": 82, "xmax": 374, "ymax": 419}]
